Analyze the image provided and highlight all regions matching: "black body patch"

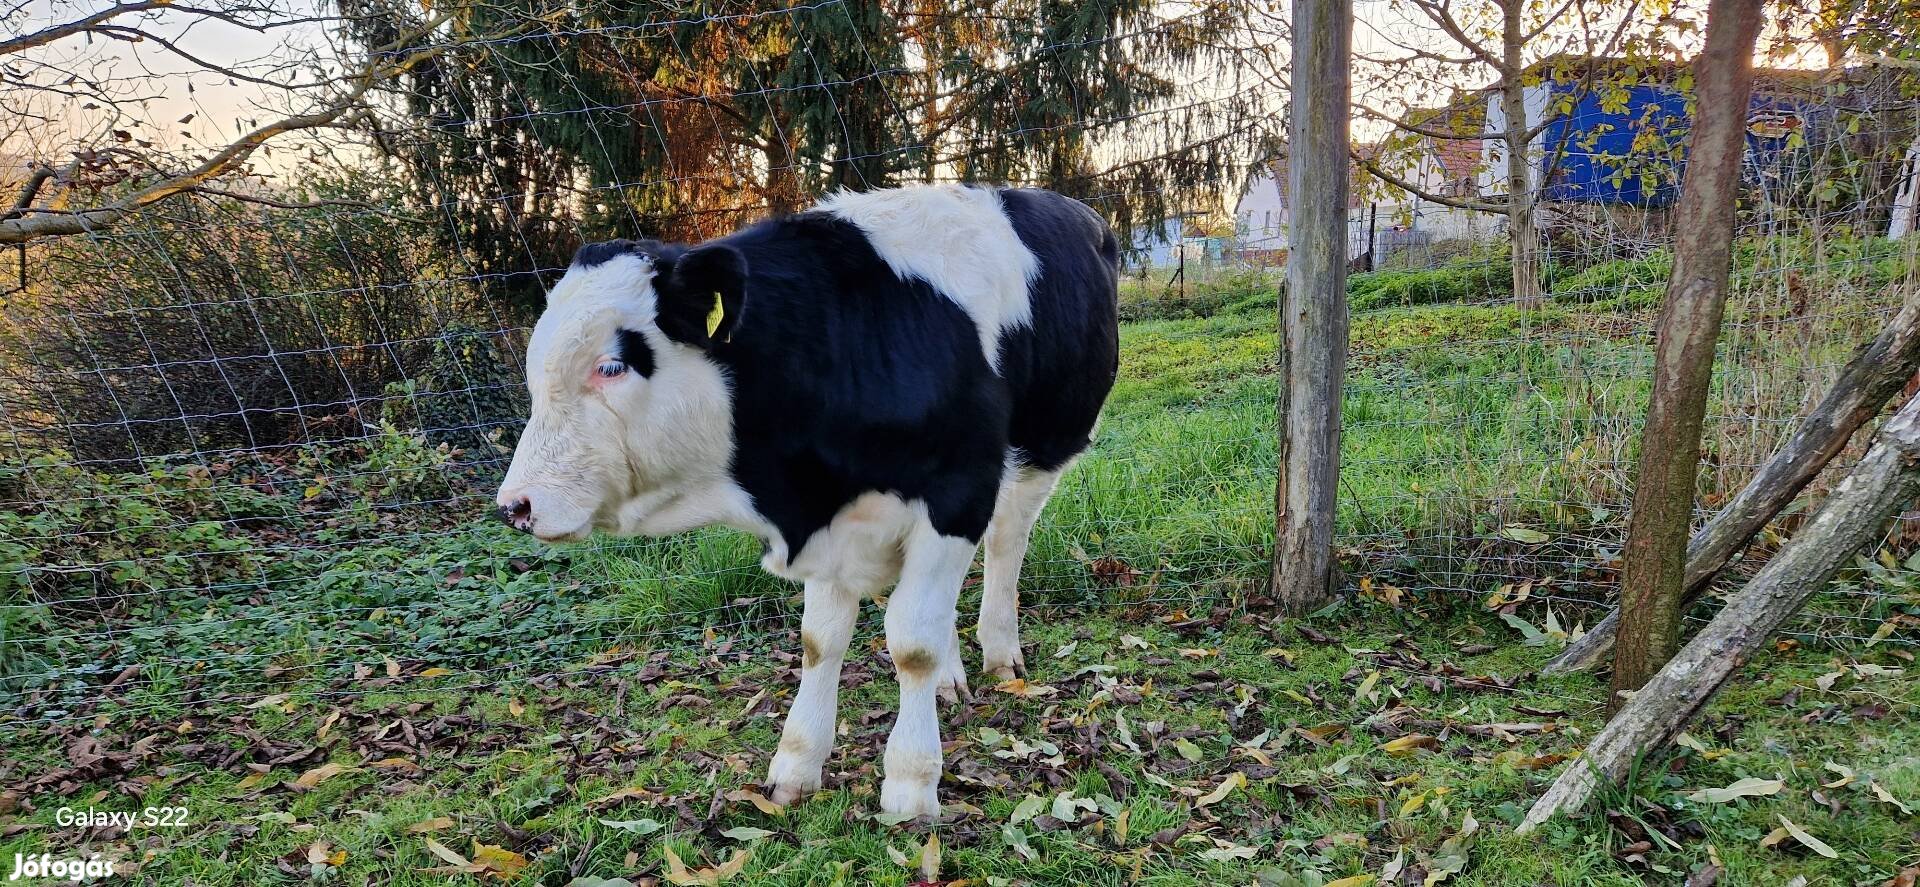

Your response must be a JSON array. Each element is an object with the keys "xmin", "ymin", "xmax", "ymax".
[
  {"xmin": 638, "ymin": 187, "xmax": 1120, "ymax": 558},
  {"xmin": 992, "ymin": 189, "xmax": 1121, "ymax": 472}
]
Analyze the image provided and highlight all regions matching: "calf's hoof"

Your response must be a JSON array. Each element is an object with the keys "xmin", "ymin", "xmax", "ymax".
[
  {"xmin": 879, "ymin": 778, "xmax": 941, "ymax": 819},
  {"xmin": 984, "ymin": 653, "xmax": 1025, "ymax": 683},
  {"xmin": 767, "ymin": 782, "xmax": 811, "ymax": 807},
  {"xmin": 934, "ymin": 658, "xmax": 972, "ymax": 706},
  {"xmin": 764, "ymin": 752, "xmax": 822, "ymax": 807}
]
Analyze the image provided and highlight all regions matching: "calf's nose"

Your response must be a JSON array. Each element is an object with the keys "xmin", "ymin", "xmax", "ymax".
[{"xmin": 497, "ymin": 496, "xmax": 533, "ymax": 532}]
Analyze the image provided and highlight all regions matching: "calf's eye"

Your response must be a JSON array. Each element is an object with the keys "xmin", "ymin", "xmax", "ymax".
[{"xmin": 595, "ymin": 361, "xmax": 627, "ymax": 379}]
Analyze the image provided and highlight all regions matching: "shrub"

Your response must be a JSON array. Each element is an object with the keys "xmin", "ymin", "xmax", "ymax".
[
  {"xmin": 0, "ymin": 441, "xmax": 289, "ymax": 610},
  {"xmin": 0, "ymin": 169, "xmax": 508, "ymax": 465},
  {"xmin": 1549, "ymin": 250, "xmax": 1673, "ymax": 308},
  {"xmin": 1348, "ymin": 259, "xmax": 1511, "ymax": 312},
  {"xmin": 350, "ymin": 421, "xmax": 461, "ymax": 505},
  {"xmin": 1118, "ymin": 267, "xmax": 1279, "ymax": 322},
  {"xmin": 380, "ymin": 323, "xmax": 526, "ymax": 455}
]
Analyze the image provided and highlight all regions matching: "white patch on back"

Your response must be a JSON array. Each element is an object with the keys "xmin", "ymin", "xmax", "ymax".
[{"xmin": 816, "ymin": 184, "xmax": 1040, "ymax": 373}]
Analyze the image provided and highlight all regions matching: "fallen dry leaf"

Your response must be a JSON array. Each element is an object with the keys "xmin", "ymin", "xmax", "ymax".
[
  {"xmin": 293, "ymin": 762, "xmax": 357, "ymax": 789},
  {"xmin": 1195, "ymin": 771, "xmax": 1246, "ymax": 808},
  {"xmin": 1687, "ymin": 776, "xmax": 1783, "ymax": 804},
  {"xmin": 724, "ymin": 789, "xmax": 786, "ymax": 817},
  {"xmin": 471, "ymin": 842, "xmax": 530, "ymax": 877},
  {"xmin": 1762, "ymin": 814, "xmax": 1837, "ymax": 859},
  {"xmin": 1381, "ymin": 734, "xmax": 1439, "ymax": 756},
  {"xmin": 663, "ymin": 846, "xmax": 751, "ymax": 886},
  {"xmin": 992, "ymin": 678, "xmax": 1059, "ymax": 699}
]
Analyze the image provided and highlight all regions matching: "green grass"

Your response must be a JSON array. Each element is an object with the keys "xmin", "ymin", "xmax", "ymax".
[
  {"xmin": 5, "ymin": 235, "xmax": 1919, "ymax": 884},
  {"xmin": 2, "ymin": 604, "xmax": 1913, "ymax": 885}
]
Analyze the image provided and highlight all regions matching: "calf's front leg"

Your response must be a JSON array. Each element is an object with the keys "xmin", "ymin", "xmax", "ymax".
[
  {"xmin": 766, "ymin": 578, "xmax": 858, "ymax": 806},
  {"xmin": 879, "ymin": 521, "xmax": 978, "ymax": 817}
]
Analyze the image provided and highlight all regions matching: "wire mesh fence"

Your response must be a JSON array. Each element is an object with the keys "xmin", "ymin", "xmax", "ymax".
[{"xmin": 3, "ymin": 2, "xmax": 1920, "ymax": 733}]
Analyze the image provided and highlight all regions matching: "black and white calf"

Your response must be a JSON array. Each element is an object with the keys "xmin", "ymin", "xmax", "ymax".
[{"xmin": 495, "ymin": 184, "xmax": 1120, "ymax": 816}]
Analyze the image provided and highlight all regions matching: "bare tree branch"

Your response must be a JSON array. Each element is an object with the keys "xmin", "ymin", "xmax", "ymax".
[
  {"xmin": 0, "ymin": 10, "xmax": 470, "ymax": 245},
  {"xmin": 1353, "ymin": 149, "xmax": 1510, "ymax": 213},
  {"xmin": 0, "ymin": 1, "xmax": 170, "ymax": 57}
]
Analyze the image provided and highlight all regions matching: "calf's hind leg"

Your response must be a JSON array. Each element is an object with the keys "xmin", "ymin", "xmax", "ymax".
[{"xmin": 978, "ymin": 466, "xmax": 1063, "ymax": 680}]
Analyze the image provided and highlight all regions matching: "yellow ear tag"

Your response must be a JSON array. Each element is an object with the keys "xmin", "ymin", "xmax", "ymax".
[{"xmin": 705, "ymin": 292, "xmax": 725, "ymax": 339}]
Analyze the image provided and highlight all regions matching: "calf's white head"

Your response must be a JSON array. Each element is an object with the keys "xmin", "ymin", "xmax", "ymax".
[{"xmin": 495, "ymin": 240, "xmax": 746, "ymax": 541}]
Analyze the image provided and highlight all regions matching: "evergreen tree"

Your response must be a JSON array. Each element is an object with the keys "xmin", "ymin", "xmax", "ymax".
[{"xmin": 339, "ymin": 0, "xmax": 1257, "ymax": 309}]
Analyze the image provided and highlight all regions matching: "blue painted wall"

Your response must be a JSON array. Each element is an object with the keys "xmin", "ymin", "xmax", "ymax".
[{"xmin": 1538, "ymin": 79, "xmax": 1810, "ymax": 206}]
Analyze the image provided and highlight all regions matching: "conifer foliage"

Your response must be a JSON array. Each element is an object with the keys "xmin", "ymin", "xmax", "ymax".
[{"xmin": 338, "ymin": 0, "xmax": 1257, "ymax": 309}]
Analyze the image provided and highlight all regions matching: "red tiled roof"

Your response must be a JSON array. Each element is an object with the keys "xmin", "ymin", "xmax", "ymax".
[{"xmin": 1432, "ymin": 138, "xmax": 1483, "ymax": 182}]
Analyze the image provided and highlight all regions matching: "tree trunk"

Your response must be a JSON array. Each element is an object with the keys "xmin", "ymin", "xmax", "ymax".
[
  {"xmin": 1544, "ymin": 287, "xmax": 1920, "ymax": 674},
  {"xmin": 1272, "ymin": 0, "xmax": 1351, "ymax": 614},
  {"xmin": 1607, "ymin": 0, "xmax": 1765, "ymax": 707},
  {"xmin": 1499, "ymin": 0, "xmax": 1543, "ymax": 308},
  {"xmin": 1519, "ymin": 390, "xmax": 1920, "ymax": 833}
]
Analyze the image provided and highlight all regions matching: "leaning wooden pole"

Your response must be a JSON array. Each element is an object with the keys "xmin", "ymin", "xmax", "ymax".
[
  {"xmin": 1607, "ymin": 0, "xmax": 1766, "ymax": 703},
  {"xmin": 1272, "ymin": 0, "xmax": 1351, "ymax": 614},
  {"xmin": 1545, "ymin": 286, "xmax": 1920, "ymax": 674},
  {"xmin": 1519, "ymin": 390, "xmax": 1920, "ymax": 832}
]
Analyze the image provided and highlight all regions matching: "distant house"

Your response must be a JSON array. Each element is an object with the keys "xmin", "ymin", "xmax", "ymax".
[
  {"xmin": 1235, "ymin": 132, "xmax": 1497, "ymax": 267},
  {"xmin": 1238, "ymin": 57, "xmax": 1920, "ymax": 263},
  {"xmin": 1125, "ymin": 212, "xmax": 1233, "ymax": 270},
  {"xmin": 1484, "ymin": 57, "xmax": 1919, "ymax": 233}
]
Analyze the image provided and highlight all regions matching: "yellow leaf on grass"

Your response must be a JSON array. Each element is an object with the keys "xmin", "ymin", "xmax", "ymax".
[
  {"xmin": 919, "ymin": 833, "xmax": 942, "ymax": 882},
  {"xmin": 1772, "ymin": 815, "xmax": 1838, "ymax": 859},
  {"xmin": 1326, "ymin": 877, "xmax": 1377, "ymax": 887},
  {"xmin": 1687, "ymin": 776, "xmax": 1783, "ymax": 803},
  {"xmin": 1353, "ymin": 670, "xmax": 1381, "ymax": 704},
  {"xmin": 407, "ymin": 816, "xmax": 454, "ymax": 834},
  {"xmin": 992, "ymin": 678, "xmax": 1059, "ymax": 699},
  {"xmin": 471, "ymin": 842, "xmax": 529, "ymax": 876},
  {"xmin": 664, "ymin": 845, "xmax": 752, "ymax": 886},
  {"xmin": 315, "ymin": 709, "xmax": 342, "ymax": 741},
  {"xmin": 419, "ymin": 667, "xmax": 452, "ymax": 678},
  {"xmin": 1381, "ymin": 734, "xmax": 1439, "ymax": 756},
  {"xmin": 1871, "ymin": 782, "xmax": 1913, "ymax": 815},
  {"xmin": 423, "ymin": 837, "xmax": 472, "ymax": 867},
  {"xmin": 1195, "ymin": 771, "xmax": 1246, "ymax": 808},
  {"xmin": 294, "ymin": 762, "xmax": 357, "ymax": 789},
  {"xmin": 724, "ymin": 789, "xmax": 787, "ymax": 817},
  {"xmin": 1400, "ymin": 791, "xmax": 1429, "ymax": 817}
]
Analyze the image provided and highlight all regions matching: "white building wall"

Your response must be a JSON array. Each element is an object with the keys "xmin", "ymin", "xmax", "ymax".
[
  {"xmin": 1891, "ymin": 138, "xmax": 1920, "ymax": 240},
  {"xmin": 1234, "ymin": 170, "xmax": 1288, "ymax": 251},
  {"xmin": 1481, "ymin": 84, "xmax": 1554, "ymax": 197}
]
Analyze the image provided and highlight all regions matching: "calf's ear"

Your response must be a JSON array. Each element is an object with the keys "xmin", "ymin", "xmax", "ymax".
[{"xmin": 656, "ymin": 243, "xmax": 747, "ymax": 348}]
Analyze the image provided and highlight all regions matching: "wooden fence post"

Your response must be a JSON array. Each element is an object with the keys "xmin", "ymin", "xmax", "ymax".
[
  {"xmin": 1272, "ymin": 0, "xmax": 1352, "ymax": 614},
  {"xmin": 1545, "ymin": 287, "xmax": 1920, "ymax": 674},
  {"xmin": 1607, "ymin": 0, "xmax": 1765, "ymax": 703},
  {"xmin": 1520, "ymin": 390, "xmax": 1920, "ymax": 831}
]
